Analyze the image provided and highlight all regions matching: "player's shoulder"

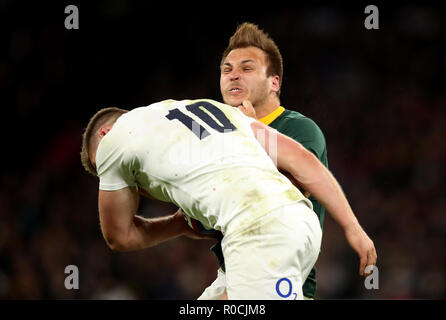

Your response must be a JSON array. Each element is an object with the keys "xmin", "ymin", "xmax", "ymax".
[
  {"xmin": 144, "ymin": 99, "xmax": 181, "ymax": 110},
  {"xmin": 272, "ymin": 107, "xmax": 327, "ymax": 160},
  {"xmin": 279, "ymin": 109, "xmax": 319, "ymax": 125},
  {"xmin": 274, "ymin": 108, "xmax": 325, "ymax": 136},
  {"xmin": 118, "ymin": 99, "xmax": 183, "ymax": 122}
]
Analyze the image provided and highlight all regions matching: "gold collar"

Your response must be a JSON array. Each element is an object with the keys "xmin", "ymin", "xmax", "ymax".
[{"xmin": 259, "ymin": 106, "xmax": 285, "ymax": 125}]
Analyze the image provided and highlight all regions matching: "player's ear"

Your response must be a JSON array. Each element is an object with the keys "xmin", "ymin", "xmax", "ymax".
[
  {"xmin": 270, "ymin": 75, "xmax": 280, "ymax": 94},
  {"xmin": 97, "ymin": 125, "xmax": 112, "ymax": 138}
]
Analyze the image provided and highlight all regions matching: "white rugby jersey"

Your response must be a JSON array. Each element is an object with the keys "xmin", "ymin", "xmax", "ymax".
[{"xmin": 96, "ymin": 99, "xmax": 311, "ymax": 234}]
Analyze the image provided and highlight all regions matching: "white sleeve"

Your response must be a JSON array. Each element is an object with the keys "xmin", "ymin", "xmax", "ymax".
[
  {"xmin": 99, "ymin": 167, "xmax": 135, "ymax": 191},
  {"xmin": 96, "ymin": 141, "xmax": 137, "ymax": 191}
]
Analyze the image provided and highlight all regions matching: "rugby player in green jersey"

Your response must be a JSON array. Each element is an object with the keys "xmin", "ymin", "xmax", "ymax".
[{"xmin": 197, "ymin": 23, "xmax": 341, "ymax": 300}]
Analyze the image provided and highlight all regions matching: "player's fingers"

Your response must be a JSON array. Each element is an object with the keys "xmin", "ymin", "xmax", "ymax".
[
  {"xmin": 359, "ymin": 252, "xmax": 369, "ymax": 276},
  {"xmin": 237, "ymin": 104, "xmax": 248, "ymax": 114},
  {"xmin": 243, "ymin": 101, "xmax": 253, "ymax": 111},
  {"xmin": 363, "ymin": 247, "xmax": 378, "ymax": 276},
  {"xmin": 364, "ymin": 253, "xmax": 374, "ymax": 276},
  {"xmin": 370, "ymin": 249, "xmax": 377, "ymax": 265},
  {"xmin": 241, "ymin": 100, "xmax": 256, "ymax": 117},
  {"xmin": 242, "ymin": 100, "xmax": 253, "ymax": 108},
  {"xmin": 359, "ymin": 255, "xmax": 367, "ymax": 276},
  {"xmin": 373, "ymin": 247, "xmax": 378, "ymax": 263},
  {"xmin": 367, "ymin": 245, "xmax": 377, "ymax": 266}
]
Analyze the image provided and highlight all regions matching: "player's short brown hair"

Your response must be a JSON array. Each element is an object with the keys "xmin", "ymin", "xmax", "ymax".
[
  {"xmin": 221, "ymin": 22, "xmax": 283, "ymax": 96},
  {"xmin": 80, "ymin": 107, "xmax": 128, "ymax": 176}
]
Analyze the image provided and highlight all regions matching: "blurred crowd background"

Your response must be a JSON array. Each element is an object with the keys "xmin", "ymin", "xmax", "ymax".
[{"xmin": 1, "ymin": 2, "xmax": 445, "ymax": 299}]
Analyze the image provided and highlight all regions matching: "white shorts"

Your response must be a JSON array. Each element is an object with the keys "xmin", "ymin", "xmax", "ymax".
[
  {"xmin": 197, "ymin": 268, "xmax": 227, "ymax": 300},
  {"xmin": 217, "ymin": 201, "xmax": 322, "ymax": 300}
]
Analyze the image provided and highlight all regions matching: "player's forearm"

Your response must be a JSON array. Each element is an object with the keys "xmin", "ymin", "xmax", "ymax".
[
  {"xmin": 287, "ymin": 147, "xmax": 359, "ymax": 230},
  {"xmin": 113, "ymin": 213, "xmax": 184, "ymax": 251}
]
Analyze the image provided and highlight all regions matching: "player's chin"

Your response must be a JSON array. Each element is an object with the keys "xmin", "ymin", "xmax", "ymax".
[{"xmin": 223, "ymin": 95, "xmax": 244, "ymax": 107}]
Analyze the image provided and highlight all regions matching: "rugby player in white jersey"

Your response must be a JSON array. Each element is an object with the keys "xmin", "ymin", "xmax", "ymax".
[{"xmin": 80, "ymin": 99, "xmax": 376, "ymax": 299}]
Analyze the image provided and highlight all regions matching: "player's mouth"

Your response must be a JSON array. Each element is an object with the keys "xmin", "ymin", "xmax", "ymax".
[{"xmin": 228, "ymin": 87, "xmax": 243, "ymax": 95}]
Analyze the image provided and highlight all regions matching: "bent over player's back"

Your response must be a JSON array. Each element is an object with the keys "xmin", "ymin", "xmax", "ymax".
[{"xmin": 96, "ymin": 99, "xmax": 310, "ymax": 234}]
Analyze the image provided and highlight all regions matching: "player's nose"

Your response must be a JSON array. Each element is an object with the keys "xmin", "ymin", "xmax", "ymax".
[{"xmin": 229, "ymin": 70, "xmax": 241, "ymax": 81}]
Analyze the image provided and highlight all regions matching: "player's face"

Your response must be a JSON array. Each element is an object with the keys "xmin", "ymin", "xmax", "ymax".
[{"xmin": 220, "ymin": 47, "xmax": 273, "ymax": 108}]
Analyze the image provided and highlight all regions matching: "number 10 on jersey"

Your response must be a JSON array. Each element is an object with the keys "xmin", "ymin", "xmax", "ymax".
[{"xmin": 166, "ymin": 101, "xmax": 237, "ymax": 139}]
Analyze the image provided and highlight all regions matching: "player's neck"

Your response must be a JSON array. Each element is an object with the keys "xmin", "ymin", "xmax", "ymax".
[{"xmin": 254, "ymin": 96, "xmax": 281, "ymax": 120}]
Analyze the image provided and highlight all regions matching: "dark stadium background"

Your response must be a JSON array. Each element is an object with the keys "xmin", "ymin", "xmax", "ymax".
[{"xmin": 1, "ymin": 1, "xmax": 445, "ymax": 299}]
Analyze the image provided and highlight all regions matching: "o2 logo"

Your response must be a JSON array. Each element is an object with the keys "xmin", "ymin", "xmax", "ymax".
[{"xmin": 275, "ymin": 278, "xmax": 298, "ymax": 300}]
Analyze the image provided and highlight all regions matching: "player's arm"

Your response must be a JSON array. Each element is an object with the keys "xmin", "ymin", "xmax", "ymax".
[
  {"xmin": 250, "ymin": 121, "xmax": 377, "ymax": 275},
  {"xmin": 98, "ymin": 187, "xmax": 209, "ymax": 251},
  {"xmin": 238, "ymin": 101, "xmax": 313, "ymax": 197}
]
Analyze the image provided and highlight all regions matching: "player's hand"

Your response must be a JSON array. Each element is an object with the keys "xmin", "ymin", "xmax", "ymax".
[
  {"xmin": 174, "ymin": 209, "xmax": 219, "ymax": 240},
  {"xmin": 344, "ymin": 222, "xmax": 377, "ymax": 276},
  {"xmin": 238, "ymin": 100, "xmax": 256, "ymax": 119}
]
